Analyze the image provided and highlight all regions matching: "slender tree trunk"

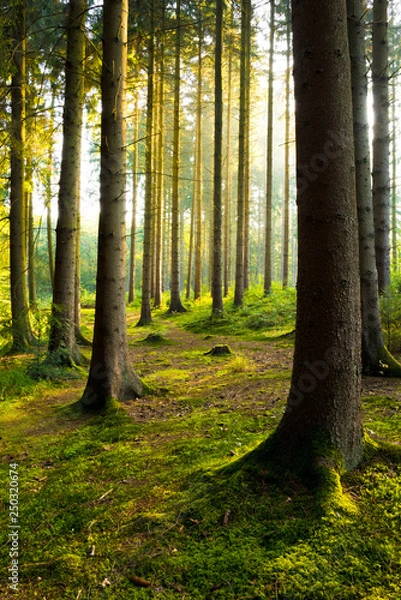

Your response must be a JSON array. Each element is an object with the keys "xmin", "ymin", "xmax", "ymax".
[
  {"xmin": 154, "ymin": 3, "xmax": 165, "ymax": 309},
  {"xmin": 243, "ymin": 4, "xmax": 251, "ymax": 291},
  {"xmin": 234, "ymin": 0, "xmax": 250, "ymax": 307},
  {"xmin": 169, "ymin": 0, "xmax": 186, "ymax": 313},
  {"xmin": 264, "ymin": 0, "xmax": 274, "ymax": 295},
  {"xmin": 128, "ymin": 94, "xmax": 139, "ymax": 305},
  {"xmin": 223, "ymin": 16, "xmax": 233, "ymax": 298},
  {"xmin": 138, "ymin": 0, "xmax": 155, "ymax": 325},
  {"xmin": 391, "ymin": 78, "xmax": 397, "ymax": 273},
  {"xmin": 45, "ymin": 148, "xmax": 55, "ymax": 291},
  {"xmin": 212, "ymin": 0, "xmax": 224, "ymax": 314},
  {"xmin": 26, "ymin": 163, "xmax": 37, "ymax": 310},
  {"xmin": 80, "ymin": 0, "xmax": 142, "ymax": 410},
  {"xmin": 194, "ymin": 26, "xmax": 203, "ymax": 301},
  {"xmin": 272, "ymin": 0, "xmax": 363, "ymax": 473},
  {"xmin": 347, "ymin": 0, "xmax": 401, "ymax": 376},
  {"xmin": 9, "ymin": 0, "xmax": 33, "ymax": 352},
  {"xmin": 48, "ymin": 0, "xmax": 86, "ymax": 365},
  {"xmin": 372, "ymin": 0, "xmax": 390, "ymax": 292},
  {"xmin": 282, "ymin": 8, "xmax": 291, "ymax": 289}
]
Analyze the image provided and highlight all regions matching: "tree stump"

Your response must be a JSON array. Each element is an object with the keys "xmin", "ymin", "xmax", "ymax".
[
  {"xmin": 205, "ymin": 344, "xmax": 232, "ymax": 356},
  {"xmin": 144, "ymin": 333, "xmax": 166, "ymax": 344}
]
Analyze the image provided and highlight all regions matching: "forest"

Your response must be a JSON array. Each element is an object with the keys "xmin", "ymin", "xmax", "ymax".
[{"xmin": 1, "ymin": 0, "xmax": 401, "ymax": 598}]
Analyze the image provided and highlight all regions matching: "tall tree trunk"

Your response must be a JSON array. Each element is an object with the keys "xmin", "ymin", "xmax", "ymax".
[
  {"xmin": 26, "ymin": 163, "xmax": 37, "ymax": 310},
  {"xmin": 348, "ymin": 0, "xmax": 401, "ymax": 376},
  {"xmin": 45, "ymin": 148, "xmax": 55, "ymax": 291},
  {"xmin": 234, "ymin": 0, "xmax": 250, "ymax": 307},
  {"xmin": 154, "ymin": 3, "xmax": 165, "ymax": 309},
  {"xmin": 9, "ymin": 0, "xmax": 33, "ymax": 352},
  {"xmin": 282, "ymin": 7, "xmax": 291, "ymax": 289},
  {"xmin": 80, "ymin": 0, "xmax": 142, "ymax": 410},
  {"xmin": 212, "ymin": 0, "xmax": 224, "ymax": 314},
  {"xmin": 243, "ymin": 4, "xmax": 252, "ymax": 291},
  {"xmin": 372, "ymin": 0, "xmax": 390, "ymax": 292},
  {"xmin": 138, "ymin": 0, "xmax": 155, "ymax": 325},
  {"xmin": 193, "ymin": 25, "xmax": 203, "ymax": 302},
  {"xmin": 128, "ymin": 94, "xmax": 139, "ymax": 305},
  {"xmin": 272, "ymin": 0, "xmax": 363, "ymax": 473},
  {"xmin": 223, "ymin": 14, "xmax": 234, "ymax": 298},
  {"xmin": 168, "ymin": 0, "xmax": 186, "ymax": 313},
  {"xmin": 264, "ymin": 0, "xmax": 274, "ymax": 296},
  {"xmin": 391, "ymin": 78, "xmax": 397, "ymax": 273},
  {"xmin": 48, "ymin": 0, "xmax": 86, "ymax": 365}
]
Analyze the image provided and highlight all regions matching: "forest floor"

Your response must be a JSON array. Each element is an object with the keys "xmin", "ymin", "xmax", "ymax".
[{"xmin": 1, "ymin": 294, "xmax": 401, "ymax": 599}]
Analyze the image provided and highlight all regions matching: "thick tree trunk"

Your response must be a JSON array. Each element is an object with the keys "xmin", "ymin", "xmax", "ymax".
[
  {"xmin": 212, "ymin": 0, "xmax": 224, "ymax": 314},
  {"xmin": 80, "ymin": 0, "xmax": 142, "ymax": 410},
  {"xmin": 372, "ymin": 0, "xmax": 391, "ymax": 292},
  {"xmin": 273, "ymin": 0, "xmax": 363, "ymax": 472},
  {"xmin": 264, "ymin": 0, "xmax": 274, "ymax": 296},
  {"xmin": 168, "ymin": 0, "xmax": 186, "ymax": 313},
  {"xmin": 48, "ymin": 0, "xmax": 86, "ymax": 365},
  {"xmin": 138, "ymin": 0, "xmax": 155, "ymax": 326},
  {"xmin": 347, "ymin": 0, "xmax": 401, "ymax": 376},
  {"xmin": 9, "ymin": 0, "xmax": 33, "ymax": 352}
]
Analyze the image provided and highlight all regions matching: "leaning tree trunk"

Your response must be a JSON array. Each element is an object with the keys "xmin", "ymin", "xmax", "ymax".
[
  {"xmin": 138, "ymin": 0, "xmax": 154, "ymax": 326},
  {"xmin": 372, "ymin": 0, "xmax": 390, "ymax": 292},
  {"xmin": 347, "ymin": 0, "xmax": 401, "ymax": 376},
  {"xmin": 48, "ymin": 0, "xmax": 86, "ymax": 365},
  {"xmin": 80, "ymin": 0, "xmax": 142, "ymax": 410},
  {"xmin": 211, "ymin": 0, "xmax": 224, "ymax": 314},
  {"xmin": 168, "ymin": 0, "xmax": 186, "ymax": 313},
  {"xmin": 272, "ymin": 0, "xmax": 363, "ymax": 473},
  {"xmin": 9, "ymin": 0, "xmax": 33, "ymax": 352}
]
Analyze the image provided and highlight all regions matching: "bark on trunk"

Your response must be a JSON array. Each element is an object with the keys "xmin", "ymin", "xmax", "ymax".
[
  {"xmin": 9, "ymin": 0, "xmax": 33, "ymax": 352},
  {"xmin": 128, "ymin": 94, "xmax": 139, "ymax": 305},
  {"xmin": 80, "ymin": 0, "xmax": 142, "ymax": 410},
  {"xmin": 154, "ymin": 5, "xmax": 165, "ymax": 309},
  {"xmin": 274, "ymin": 0, "xmax": 363, "ymax": 471},
  {"xmin": 234, "ymin": 0, "xmax": 250, "ymax": 307},
  {"xmin": 264, "ymin": 0, "xmax": 274, "ymax": 296},
  {"xmin": 138, "ymin": 0, "xmax": 155, "ymax": 325},
  {"xmin": 168, "ymin": 0, "xmax": 186, "ymax": 313},
  {"xmin": 194, "ymin": 24, "xmax": 203, "ymax": 301},
  {"xmin": 282, "ymin": 10, "xmax": 291, "ymax": 289},
  {"xmin": 212, "ymin": 0, "xmax": 224, "ymax": 314},
  {"xmin": 372, "ymin": 0, "xmax": 391, "ymax": 292},
  {"xmin": 348, "ymin": 0, "xmax": 401, "ymax": 376},
  {"xmin": 48, "ymin": 0, "xmax": 86, "ymax": 365}
]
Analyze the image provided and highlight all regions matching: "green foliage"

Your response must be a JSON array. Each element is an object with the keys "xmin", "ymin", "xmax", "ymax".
[{"xmin": 182, "ymin": 284, "xmax": 296, "ymax": 338}]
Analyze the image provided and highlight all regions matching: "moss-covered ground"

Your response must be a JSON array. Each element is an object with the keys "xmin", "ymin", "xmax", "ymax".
[{"xmin": 1, "ymin": 288, "xmax": 401, "ymax": 599}]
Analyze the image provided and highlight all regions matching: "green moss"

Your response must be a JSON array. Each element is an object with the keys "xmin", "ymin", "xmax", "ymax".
[{"xmin": 1, "ymin": 301, "xmax": 401, "ymax": 599}]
